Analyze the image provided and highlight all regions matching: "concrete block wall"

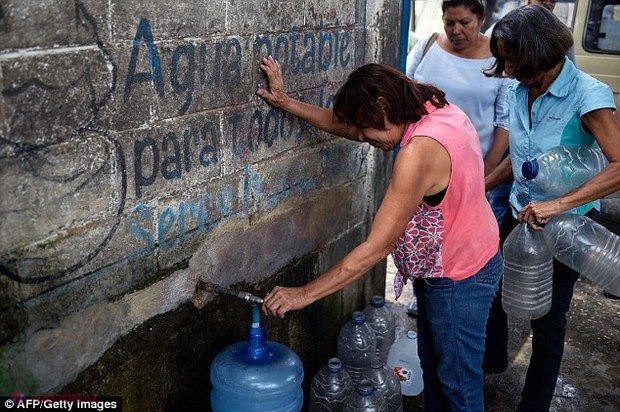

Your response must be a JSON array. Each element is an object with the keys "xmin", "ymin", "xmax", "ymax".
[{"xmin": 0, "ymin": 0, "xmax": 402, "ymax": 409}]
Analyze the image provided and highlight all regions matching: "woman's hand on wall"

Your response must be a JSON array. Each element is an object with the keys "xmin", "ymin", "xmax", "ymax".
[{"xmin": 256, "ymin": 56, "xmax": 290, "ymax": 109}]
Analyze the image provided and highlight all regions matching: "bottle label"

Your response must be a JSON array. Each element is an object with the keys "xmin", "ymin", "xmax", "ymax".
[{"xmin": 393, "ymin": 366, "xmax": 412, "ymax": 383}]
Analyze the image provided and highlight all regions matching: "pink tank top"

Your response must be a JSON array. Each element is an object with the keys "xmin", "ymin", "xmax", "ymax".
[{"xmin": 392, "ymin": 102, "xmax": 499, "ymax": 300}]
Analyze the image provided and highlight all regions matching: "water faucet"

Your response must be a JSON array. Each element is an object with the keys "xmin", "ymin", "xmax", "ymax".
[{"xmin": 196, "ymin": 280, "xmax": 264, "ymax": 305}]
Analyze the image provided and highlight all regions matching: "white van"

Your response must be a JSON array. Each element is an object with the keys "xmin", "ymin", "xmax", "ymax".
[{"xmin": 570, "ymin": 0, "xmax": 620, "ymax": 94}]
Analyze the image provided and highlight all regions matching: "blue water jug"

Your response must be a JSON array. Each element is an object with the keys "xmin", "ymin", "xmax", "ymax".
[{"xmin": 210, "ymin": 305, "xmax": 304, "ymax": 411}]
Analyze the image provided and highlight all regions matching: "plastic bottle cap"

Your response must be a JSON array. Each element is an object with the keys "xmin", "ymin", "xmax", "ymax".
[
  {"xmin": 370, "ymin": 295, "xmax": 385, "ymax": 307},
  {"xmin": 406, "ymin": 331, "xmax": 417, "ymax": 339},
  {"xmin": 521, "ymin": 159, "xmax": 539, "ymax": 180},
  {"xmin": 357, "ymin": 379, "xmax": 375, "ymax": 395},
  {"xmin": 369, "ymin": 358, "xmax": 383, "ymax": 369},
  {"xmin": 327, "ymin": 357, "xmax": 344, "ymax": 372},
  {"xmin": 351, "ymin": 311, "xmax": 366, "ymax": 325}
]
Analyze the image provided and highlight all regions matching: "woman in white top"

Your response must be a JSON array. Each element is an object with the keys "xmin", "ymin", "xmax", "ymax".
[{"xmin": 406, "ymin": 0, "xmax": 512, "ymax": 225}]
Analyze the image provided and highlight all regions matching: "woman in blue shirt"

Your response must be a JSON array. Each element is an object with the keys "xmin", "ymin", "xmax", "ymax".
[{"xmin": 484, "ymin": 5, "xmax": 620, "ymax": 411}]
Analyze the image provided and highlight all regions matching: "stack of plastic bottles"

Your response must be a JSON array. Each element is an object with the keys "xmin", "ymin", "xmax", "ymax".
[{"xmin": 311, "ymin": 296, "xmax": 408, "ymax": 411}]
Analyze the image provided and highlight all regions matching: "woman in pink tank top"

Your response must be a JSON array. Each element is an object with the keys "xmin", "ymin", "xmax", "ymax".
[{"xmin": 257, "ymin": 56, "xmax": 501, "ymax": 411}]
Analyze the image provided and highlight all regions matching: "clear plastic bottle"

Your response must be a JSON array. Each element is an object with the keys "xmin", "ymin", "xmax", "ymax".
[
  {"xmin": 337, "ymin": 311, "xmax": 377, "ymax": 385},
  {"xmin": 502, "ymin": 223, "xmax": 554, "ymax": 320},
  {"xmin": 360, "ymin": 358, "xmax": 403, "ymax": 412},
  {"xmin": 343, "ymin": 379, "xmax": 389, "ymax": 412},
  {"xmin": 386, "ymin": 331, "xmax": 423, "ymax": 397},
  {"xmin": 521, "ymin": 145, "xmax": 608, "ymax": 196},
  {"xmin": 309, "ymin": 357, "xmax": 353, "ymax": 412},
  {"xmin": 363, "ymin": 296, "xmax": 396, "ymax": 363},
  {"xmin": 544, "ymin": 213, "xmax": 620, "ymax": 296}
]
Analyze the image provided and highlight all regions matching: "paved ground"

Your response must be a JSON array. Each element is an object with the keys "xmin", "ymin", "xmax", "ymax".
[{"xmin": 384, "ymin": 256, "xmax": 620, "ymax": 412}]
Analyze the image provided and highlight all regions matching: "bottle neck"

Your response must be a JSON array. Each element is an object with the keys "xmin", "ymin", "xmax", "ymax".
[
  {"xmin": 245, "ymin": 323, "xmax": 269, "ymax": 362},
  {"xmin": 244, "ymin": 304, "xmax": 268, "ymax": 361}
]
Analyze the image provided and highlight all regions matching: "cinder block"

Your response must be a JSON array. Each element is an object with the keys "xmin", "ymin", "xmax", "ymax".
[
  {"xmin": 112, "ymin": 1, "xmax": 225, "ymax": 40},
  {"xmin": 0, "ymin": 0, "xmax": 110, "ymax": 50},
  {"xmin": 228, "ymin": 1, "xmax": 305, "ymax": 34}
]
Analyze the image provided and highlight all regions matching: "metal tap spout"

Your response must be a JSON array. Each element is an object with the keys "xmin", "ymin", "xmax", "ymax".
[{"xmin": 196, "ymin": 280, "xmax": 264, "ymax": 305}]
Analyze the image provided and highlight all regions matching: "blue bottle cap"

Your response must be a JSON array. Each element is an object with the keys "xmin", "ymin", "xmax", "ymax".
[
  {"xmin": 351, "ymin": 311, "xmax": 366, "ymax": 325},
  {"xmin": 522, "ymin": 159, "xmax": 539, "ymax": 180},
  {"xmin": 370, "ymin": 295, "xmax": 385, "ymax": 308},
  {"xmin": 327, "ymin": 357, "xmax": 344, "ymax": 372},
  {"xmin": 357, "ymin": 379, "xmax": 375, "ymax": 396}
]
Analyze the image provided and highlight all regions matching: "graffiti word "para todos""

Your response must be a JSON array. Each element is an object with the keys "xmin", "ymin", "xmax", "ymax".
[
  {"xmin": 123, "ymin": 18, "xmax": 352, "ymax": 115},
  {"xmin": 134, "ymin": 119, "xmax": 218, "ymax": 198},
  {"xmin": 133, "ymin": 89, "xmax": 334, "ymax": 199}
]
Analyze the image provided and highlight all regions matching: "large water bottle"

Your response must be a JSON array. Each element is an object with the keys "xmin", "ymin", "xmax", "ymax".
[
  {"xmin": 521, "ymin": 145, "xmax": 608, "ymax": 196},
  {"xmin": 210, "ymin": 305, "xmax": 304, "ymax": 411},
  {"xmin": 363, "ymin": 296, "xmax": 396, "ymax": 363},
  {"xmin": 337, "ymin": 311, "xmax": 377, "ymax": 384},
  {"xmin": 344, "ymin": 379, "xmax": 389, "ymax": 412},
  {"xmin": 386, "ymin": 331, "xmax": 423, "ymax": 397},
  {"xmin": 544, "ymin": 213, "xmax": 620, "ymax": 296},
  {"xmin": 502, "ymin": 223, "xmax": 554, "ymax": 320},
  {"xmin": 308, "ymin": 357, "xmax": 353, "ymax": 412},
  {"xmin": 360, "ymin": 358, "xmax": 403, "ymax": 412}
]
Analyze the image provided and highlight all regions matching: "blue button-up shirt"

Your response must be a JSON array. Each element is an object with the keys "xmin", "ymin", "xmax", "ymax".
[{"xmin": 507, "ymin": 57, "xmax": 616, "ymax": 217}]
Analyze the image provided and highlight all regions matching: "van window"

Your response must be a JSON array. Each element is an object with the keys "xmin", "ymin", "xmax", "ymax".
[{"xmin": 583, "ymin": 1, "xmax": 620, "ymax": 53}]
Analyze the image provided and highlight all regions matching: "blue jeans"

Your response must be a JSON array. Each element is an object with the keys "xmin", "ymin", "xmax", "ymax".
[
  {"xmin": 414, "ymin": 250, "xmax": 502, "ymax": 412},
  {"xmin": 488, "ymin": 181, "xmax": 512, "ymax": 227}
]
